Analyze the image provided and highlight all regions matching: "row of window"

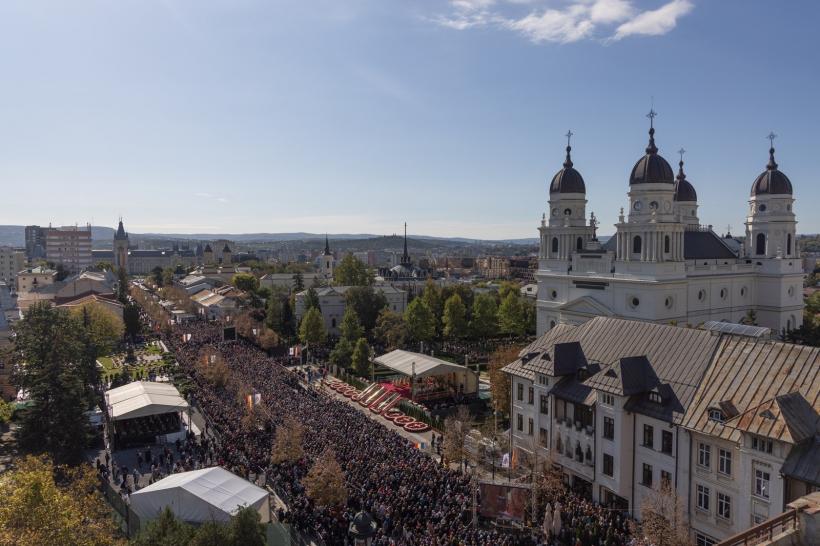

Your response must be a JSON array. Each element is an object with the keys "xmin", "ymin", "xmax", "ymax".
[
  {"xmin": 696, "ymin": 484, "xmax": 733, "ymax": 520},
  {"xmin": 697, "ymin": 443, "xmax": 733, "ymax": 476},
  {"xmin": 642, "ymin": 424, "xmax": 674, "ymax": 455},
  {"xmin": 640, "ymin": 462, "xmax": 672, "ymax": 489}
]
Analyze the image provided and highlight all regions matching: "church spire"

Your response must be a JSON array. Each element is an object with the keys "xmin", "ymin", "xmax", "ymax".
[
  {"xmin": 323, "ymin": 234, "xmax": 331, "ymax": 256},
  {"xmin": 401, "ymin": 222, "xmax": 410, "ymax": 265},
  {"xmin": 676, "ymin": 147, "xmax": 686, "ymax": 181},
  {"xmin": 645, "ymin": 108, "xmax": 658, "ymax": 155},
  {"xmin": 563, "ymin": 130, "xmax": 574, "ymax": 168},
  {"xmin": 766, "ymin": 131, "xmax": 778, "ymax": 170}
]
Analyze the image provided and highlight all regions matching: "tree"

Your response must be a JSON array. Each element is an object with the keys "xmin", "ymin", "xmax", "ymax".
[
  {"xmin": 0, "ymin": 455, "xmax": 123, "ymax": 546},
  {"xmin": 132, "ymin": 507, "xmax": 194, "ymax": 546},
  {"xmin": 421, "ymin": 280, "xmax": 444, "ymax": 334},
  {"xmin": 329, "ymin": 337, "xmax": 354, "ymax": 369},
  {"xmin": 116, "ymin": 266, "xmax": 129, "ymax": 304},
  {"xmin": 0, "ymin": 399, "xmax": 13, "ymax": 425},
  {"xmin": 303, "ymin": 448, "xmax": 347, "ymax": 507},
  {"xmin": 13, "ymin": 303, "xmax": 90, "ymax": 465},
  {"xmin": 333, "ymin": 254, "xmax": 372, "ymax": 286},
  {"xmin": 634, "ymin": 480, "xmax": 689, "ymax": 546},
  {"xmin": 470, "ymin": 293, "xmax": 498, "ymax": 338},
  {"xmin": 95, "ymin": 261, "xmax": 113, "ymax": 272},
  {"xmin": 498, "ymin": 292, "xmax": 527, "ymax": 336},
  {"xmin": 299, "ymin": 307, "xmax": 326, "ymax": 346},
  {"xmin": 292, "ymin": 271, "xmax": 305, "ymax": 292},
  {"xmin": 256, "ymin": 328, "xmax": 280, "ymax": 351},
  {"xmin": 339, "ymin": 306, "xmax": 364, "ymax": 343},
  {"xmin": 351, "ymin": 338, "xmax": 371, "ymax": 378},
  {"xmin": 232, "ymin": 273, "xmax": 259, "ymax": 293},
  {"xmin": 197, "ymin": 347, "xmax": 229, "ymax": 389},
  {"xmin": 344, "ymin": 286, "xmax": 387, "ymax": 334},
  {"xmin": 151, "ymin": 266, "xmax": 164, "ymax": 287},
  {"xmin": 404, "ymin": 298, "xmax": 435, "ymax": 343},
  {"xmin": 498, "ymin": 281, "xmax": 520, "ymax": 300},
  {"xmin": 265, "ymin": 288, "xmax": 293, "ymax": 337},
  {"xmin": 123, "ymin": 302, "xmax": 142, "ymax": 342},
  {"xmin": 442, "ymin": 293, "xmax": 468, "ymax": 339},
  {"xmin": 228, "ymin": 506, "xmax": 266, "ymax": 546},
  {"xmin": 188, "ymin": 521, "xmax": 231, "ymax": 546},
  {"xmin": 442, "ymin": 406, "xmax": 471, "ymax": 466},
  {"xmin": 303, "ymin": 286, "xmax": 321, "ymax": 312},
  {"xmin": 271, "ymin": 416, "xmax": 305, "ymax": 464},
  {"xmin": 161, "ymin": 267, "xmax": 175, "ymax": 287},
  {"xmin": 488, "ymin": 345, "xmax": 521, "ymax": 415},
  {"xmin": 374, "ymin": 309, "xmax": 408, "ymax": 350},
  {"xmin": 70, "ymin": 302, "xmax": 124, "ymax": 357}
]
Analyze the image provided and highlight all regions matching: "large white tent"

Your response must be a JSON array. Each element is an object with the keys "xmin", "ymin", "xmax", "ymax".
[
  {"xmin": 104, "ymin": 381, "xmax": 188, "ymax": 421},
  {"xmin": 130, "ymin": 467, "xmax": 270, "ymax": 524},
  {"xmin": 373, "ymin": 349, "xmax": 479, "ymax": 395}
]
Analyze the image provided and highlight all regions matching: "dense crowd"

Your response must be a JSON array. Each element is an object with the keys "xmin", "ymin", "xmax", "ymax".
[
  {"xmin": 542, "ymin": 496, "xmax": 633, "ymax": 546},
  {"xmin": 166, "ymin": 323, "xmax": 525, "ymax": 546}
]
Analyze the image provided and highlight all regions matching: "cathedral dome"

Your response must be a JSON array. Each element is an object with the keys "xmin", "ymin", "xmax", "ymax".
[
  {"xmin": 629, "ymin": 126, "xmax": 674, "ymax": 185},
  {"xmin": 673, "ymin": 158, "xmax": 697, "ymax": 202},
  {"xmin": 549, "ymin": 145, "xmax": 586, "ymax": 194},
  {"xmin": 751, "ymin": 146, "xmax": 792, "ymax": 196}
]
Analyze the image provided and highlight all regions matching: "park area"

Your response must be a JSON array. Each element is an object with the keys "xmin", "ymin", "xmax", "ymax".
[{"xmin": 98, "ymin": 341, "xmax": 176, "ymax": 385}]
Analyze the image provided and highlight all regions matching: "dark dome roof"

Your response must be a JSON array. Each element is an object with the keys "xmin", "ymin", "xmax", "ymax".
[
  {"xmin": 629, "ymin": 127, "xmax": 674, "ymax": 185},
  {"xmin": 549, "ymin": 146, "xmax": 586, "ymax": 194},
  {"xmin": 673, "ymin": 159, "xmax": 697, "ymax": 202},
  {"xmin": 349, "ymin": 511, "xmax": 377, "ymax": 538},
  {"xmin": 751, "ymin": 147, "xmax": 793, "ymax": 196}
]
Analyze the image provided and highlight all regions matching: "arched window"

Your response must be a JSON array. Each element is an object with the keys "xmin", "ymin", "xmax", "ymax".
[
  {"xmin": 551, "ymin": 237, "xmax": 559, "ymax": 254},
  {"xmin": 633, "ymin": 236, "xmax": 642, "ymax": 254},
  {"xmin": 755, "ymin": 233, "xmax": 765, "ymax": 255},
  {"xmin": 664, "ymin": 235, "xmax": 670, "ymax": 253},
  {"xmin": 576, "ymin": 237, "xmax": 583, "ymax": 250},
  {"xmin": 787, "ymin": 233, "xmax": 792, "ymax": 255}
]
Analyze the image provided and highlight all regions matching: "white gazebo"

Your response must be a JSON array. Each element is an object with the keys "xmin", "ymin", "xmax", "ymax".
[{"xmin": 130, "ymin": 467, "xmax": 270, "ymax": 525}]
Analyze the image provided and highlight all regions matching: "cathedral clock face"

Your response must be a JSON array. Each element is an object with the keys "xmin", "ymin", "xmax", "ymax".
[{"xmin": 633, "ymin": 201, "xmax": 643, "ymax": 211}]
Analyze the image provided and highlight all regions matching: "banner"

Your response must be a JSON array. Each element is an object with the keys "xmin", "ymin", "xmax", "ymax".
[
  {"xmin": 501, "ymin": 452, "xmax": 510, "ymax": 468},
  {"xmin": 246, "ymin": 393, "xmax": 261, "ymax": 412}
]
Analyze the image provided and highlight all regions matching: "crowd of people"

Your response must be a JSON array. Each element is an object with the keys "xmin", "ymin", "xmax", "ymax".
[
  {"xmin": 165, "ymin": 323, "xmax": 527, "ymax": 546},
  {"xmin": 542, "ymin": 496, "xmax": 634, "ymax": 546}
]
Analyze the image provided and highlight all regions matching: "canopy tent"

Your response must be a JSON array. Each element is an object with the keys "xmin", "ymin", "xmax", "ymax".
[
  {"xmin": 373, "ymin": 349, "xmax": 479, "ymax": 396},
  {"xmin": 104, "ymin": 381, "xmax": 189, "ymax": 421},
  {"xmin": 130, "ymin": 467, "xmax": 270, "ymax": 524}
]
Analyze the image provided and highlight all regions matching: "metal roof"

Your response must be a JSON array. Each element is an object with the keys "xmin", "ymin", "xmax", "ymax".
[
  {"xmin": 723, "ymin": 391, "xmax": 819, "ymax": 445},
  {"xmin": 680, "ymin": 337, "xmax": 820, "ymax": 442},
  {"xmin": 781, "ymin": 438, "xmax": 820, "ymax": 486},
  {"xmin": 374, "ymin": 349, "xmax": 470, "ymax": 378},
  {"xmin": 704, "ymin": 321, "xmax": 770, "ymax": 339}
]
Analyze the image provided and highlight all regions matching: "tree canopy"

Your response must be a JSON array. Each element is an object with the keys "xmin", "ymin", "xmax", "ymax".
[
  {"xmin": 404, "ymin": 298, "xmax": 435, "ymax": 344},
  {"xmin": 374, "ymin": 309, "xmax": 407, "ymax": 350},
  {"xmin": 303, "ymin": 286, "xmax": 321, "ymax": 312},
  {"xmin": 232, "ymin": 273, "xmax": 259, "ymax": 293},
  {"xmin": 470, "ymin": 292, "xmax": 498, "ymax": 338},
  {"xmin": 299, "ymin": 307, "xmax": 326, "ymax": 346},
  {"xmin": 351, "ymin": 338, "xmax": 371, "ymax": 378},
  {"xmin": 69, "ymin": 302, "xmax": 124, "ymax": 357},
  {"xmin": 344, "ymin": 286, "xmax": 387, "ymax": 334},
  {"xmin": 333, "ymin": 255, "xmax": 372, "ymax": 286},
  {"xmin": 442, "ymin": 293, "xmax": 468, "ymax": 339},
  {"xmin": 339, "ymin": 306, "xmax": 364, "ymax": 343}
]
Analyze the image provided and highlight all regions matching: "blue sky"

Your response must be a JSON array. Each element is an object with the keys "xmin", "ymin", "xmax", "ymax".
[{"xmin": 0, "ymin": 1, "xmax": 817, "ymax": 238}]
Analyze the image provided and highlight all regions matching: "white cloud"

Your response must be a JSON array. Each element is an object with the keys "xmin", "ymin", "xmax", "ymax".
[
  {"xmin": 612, "ymin": 0, "xmax": 693, "ymax": 40},
  {"xmin": 507, "ymin": 5, "xmax": 594, "ymax": 44},
  {"xmin": 432, "ymin": 0, "xmax": 693, "ymax": 44}
]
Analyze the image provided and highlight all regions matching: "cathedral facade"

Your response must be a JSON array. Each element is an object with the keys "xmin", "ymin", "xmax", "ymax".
[{"xmin": 536, "ymin": 119, "xmax": 804, "ymax": 336}]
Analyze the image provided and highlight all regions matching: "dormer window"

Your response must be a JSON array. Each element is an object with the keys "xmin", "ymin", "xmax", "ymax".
[
  {"xmin": 708, "ymin": 409, "xmax": 725, "ymax": 423},
  {"xmin": 649, "ymin": 392, "xmax": 663, "ymax": 404}
]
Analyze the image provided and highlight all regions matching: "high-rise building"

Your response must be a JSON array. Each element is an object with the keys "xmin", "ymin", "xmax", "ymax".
[
  {"xmin": 24, "ymin": 225, "xmax": 46, "ymax": 260},
  {"xmin": 45, "ymin": 225, "xmax": 93, "ymax": 273},
  {"xmin": 0, "ymin": 246, "xmax": 26, "ymax": 283}
]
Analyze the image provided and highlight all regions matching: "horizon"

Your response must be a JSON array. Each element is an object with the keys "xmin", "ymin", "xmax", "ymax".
[{"xmin": 1, "ymin": 1, "xmax": 818, "ymax": 238}]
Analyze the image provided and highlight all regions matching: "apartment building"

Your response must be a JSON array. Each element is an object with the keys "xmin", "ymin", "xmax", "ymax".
[
  {"xmin": 45, "ymin": 225, "xmax": 93, "ymax": 272},
  {"xmin": 0, "ymin": 247, "xmax": 26, "ymax": 283},
  {"xmin": 503, "ymin": 317, "xmax": 818, "ymax": 545}
]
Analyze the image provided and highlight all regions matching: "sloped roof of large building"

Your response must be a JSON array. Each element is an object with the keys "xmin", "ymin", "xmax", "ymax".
[
  {"xmin": 600, "ymin": 229, "xmax": 738, "ymax": 260},
  {"xmin": 680, "ymin": 337, "xmax": 820, "ymax": 443},
  {"xmin": 504, "ymin": 318, "xmax": 721, "ymax": 421},
  {"xmin": 723, "ymin": 392, "xmax": 819, "ymax": 445}
]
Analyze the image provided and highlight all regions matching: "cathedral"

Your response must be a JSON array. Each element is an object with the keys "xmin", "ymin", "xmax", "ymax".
[{"xmin": 536, "ymin": 114, "xmax": 804, "ymax": 336}]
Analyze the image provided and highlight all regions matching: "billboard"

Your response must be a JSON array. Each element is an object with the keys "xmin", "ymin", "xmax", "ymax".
[{"xmin": 479, "ymin": 482, "xmax": 529, "ymax": 522}]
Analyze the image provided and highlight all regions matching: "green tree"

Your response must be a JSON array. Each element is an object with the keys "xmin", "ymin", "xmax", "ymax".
[
  {"xmin": 271, "ymin": 416, "xmax": 305, "ymax": 464},
  {"xmin": 151, "ymin": 266, "xmax": 164, "ymax": 287},
  {"xmin": 69, "ymin": 302, "xmax": 124, "ymax": 357},
  {"xmin": 232, "ymin": 273, "xmax": 259, "ymax": 293},
  {"xmin": 498, "ymin": 292, "xmax": 527, "ymax": 336},
  {"xmin": 421, "ymin": 280, "xmax": 443, "ymax": 334},
  {"xmin": 498, "ymin": 281, "xmax": 520, "ymax": 300},
  {"xmin": 470, "ymin": 293, "xmax": 498, "ymax": 338},
  {"xmin": 292, "ymin": 271, "xmax": 305, "ymax": 292},
  {"xmin": 351, "ymin": 338, "xmax": 371, "ymax": 378},
  {"xmin": 344, "ymin": 286, "xmax": 387, "ymax": 334},
  {"xmin": 442, "ymin": 293, "xmax": 468, "ymax": 339},
  {"xmin": 299, "ymin": 307, "xmax": 326, "ymax": 346},
  {"xmin": 303, "ymin": 286, "xmax": 321, "ymax": 312},
  {"xmin": 374, "ymin": 309, "xmax": 408, "ymax": 350},
  {"xmin": 13, "ymin": 303, "xmax": 90, "ymax": 465},
  {"xmin": 339, "ymin": 306, "xmax": 364, "ymax": 343},
  {"xmin": 116, "ymin": 266, "xmax": 129, "ymax": 304},
  {"xmin": 161, "ymin": 267, "xmax": 175, "ymax": 287},
  {"xmin": 333, "ymin": 254, "xmax": 372, "ymax": 286},
  {"xmin": 303, "ymin": 448, "xmax": 347, "ymax": 508},
  {"xmin": 188, "ymin": 521, "xmax": 231, "ymax": 546},
  {"xmin": 404, "ymin": 298, "xmax": 435, "ymax": 343},
  {"xmin": 329, "ymin": 337, "xmax": 354, "ymax": 369},
  {"xmin": 123, "ymin": 302, "xmax": 142, "ymax": 342},
  {"xmin": 132, "ymin": 507, "xmax": 194, "ymax": 546},
  {"xmin": 228, "ymin": 506, "xmax": 266, "ymax": 546},
  {"xmin": 0, "ymin": 399, "xmax": 13, "ymax": 425}
]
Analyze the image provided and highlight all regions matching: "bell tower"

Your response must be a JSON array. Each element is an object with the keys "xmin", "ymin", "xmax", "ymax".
[{"xmin": 113, "ymin": 218, "xmax": 129, "ymax": 273}]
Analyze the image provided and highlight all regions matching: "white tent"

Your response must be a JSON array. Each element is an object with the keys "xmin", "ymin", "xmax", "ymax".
[
  {"xmin": 104, "ymin": 381, "xmax": 189, "ymax": 421},
  {"xmin": 130, "ymin": 467, "xmax": 270, "ymax": 524},
  {"xmin": 373, "ymin": 349, "xmax": 479, "ymax": 395}
]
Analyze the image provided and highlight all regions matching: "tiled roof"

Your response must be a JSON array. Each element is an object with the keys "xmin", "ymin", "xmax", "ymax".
[{"xmin": 680, "ymin": 338, "xmax": 820, "ymax": 442}]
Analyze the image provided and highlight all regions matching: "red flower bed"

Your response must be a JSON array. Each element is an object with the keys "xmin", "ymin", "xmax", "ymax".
[
  {"xmin": 403, "ymin": 421, "xmax": 430, "ymax": 433},
  {"xmin": 393, "ymin": 416, "xmax": 415, "ymax": 426},
  {"xmin": 382, "ymin": 411, "xmax": 404, "ymax": 422}
]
